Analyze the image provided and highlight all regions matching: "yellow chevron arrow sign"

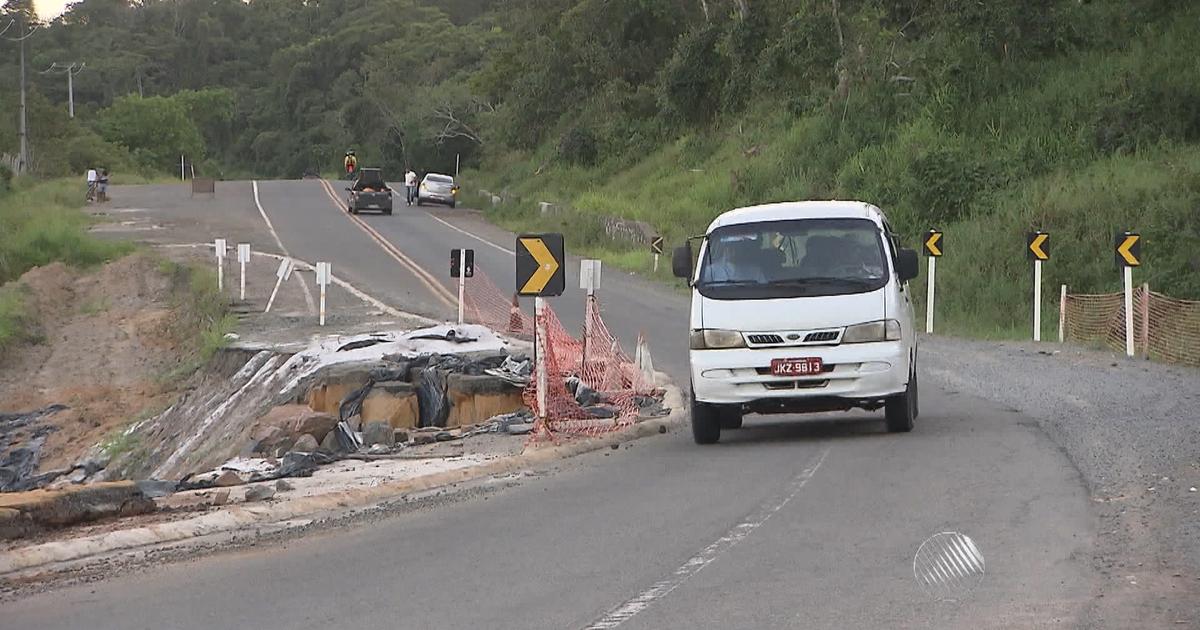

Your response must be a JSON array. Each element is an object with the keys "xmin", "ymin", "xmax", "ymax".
[
  {"xmin": 1115, "ymin": 232, "xmax": 1141, "ymax": 267},
  {"xmin": 516, "ymin": 234, "xmax": 565, "ymax": 296},
  {"xmin": 1027, "ymin": 232, "xmax": 1049, "ymax": 261},
  {"xmin": 923, "ymin": 230, "xmax": 943, "ymax": 257}
]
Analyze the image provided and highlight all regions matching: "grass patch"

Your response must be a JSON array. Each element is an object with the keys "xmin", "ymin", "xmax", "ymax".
[
  {"xmin": 0, "ymin": 178, "xmax": 133, "ymax": 285},
  {"xmin": 155, "ymin": 258, "xmax": 235, "ymax": 384},
  {"xmin": 0, "ymin": 283, "xmax": 38, "ymax": 352},
  {"xmin": 100, "ymin": 423, "xmax": 143, "ymax": 462}
]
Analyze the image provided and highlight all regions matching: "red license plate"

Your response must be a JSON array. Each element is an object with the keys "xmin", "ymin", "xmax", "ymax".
[{"xmin": 770, "ymin": 357, "xmax": 823, "ymax": 376}]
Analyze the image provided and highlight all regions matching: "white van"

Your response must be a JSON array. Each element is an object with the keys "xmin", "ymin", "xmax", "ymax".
[{"xmin": 672, "ymin": 201, "xmax": 921, "ymax": 444}]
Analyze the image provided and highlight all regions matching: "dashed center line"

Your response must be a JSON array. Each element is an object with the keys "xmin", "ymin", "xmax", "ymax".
[{"xmin": 583, "ymin": 446, "xmax": 831, "ymax": 629}]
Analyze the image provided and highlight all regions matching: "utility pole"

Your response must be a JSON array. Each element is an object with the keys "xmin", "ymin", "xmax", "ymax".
[
  {"xmin": 42, "ymin": 62, "xmax": 85, "ymax": 118},
  {"xmin": 3, "ymin": 14, "xmax": 37, "ymax": 175}
]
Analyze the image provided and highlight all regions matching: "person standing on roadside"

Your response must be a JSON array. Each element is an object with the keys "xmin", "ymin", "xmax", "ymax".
[
  {"xmin": 97, "ymin": 168, "xmax": 110, "ymax": 203},
  {"xmin": 405, "ymin": 167, "xmax": 418, "ymax": 206},
  {"xmin": 86, "ymin": 167, "xmax": 98, "ymax": 202}
]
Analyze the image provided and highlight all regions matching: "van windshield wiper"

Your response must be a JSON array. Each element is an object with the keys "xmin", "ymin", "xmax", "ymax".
[
  {"xmin": 697, "ymin": 279, "xmax": 763, "ymax": 287},
  {"xmin": 768, "ymin": 277, "xmax": 879, "ymax": 288}
]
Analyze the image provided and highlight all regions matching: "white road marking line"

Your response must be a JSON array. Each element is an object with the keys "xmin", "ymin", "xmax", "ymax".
[
  {"xmin": 153, "ymin": 243, "xmax": 429, "ymax": 323},
  {"xmin": 425, "ymin": 212, "xmax": 514, "ymax": 256},
  {"xmin": 583, "ymin": 446, "xmax": 832, "ymax": 629},
  {"xmin": 252, "ymin": 180, "xmax": 317, "ymax": 315},
  {"xmin": 317, "ymin": 179, "xmax": 458, "ymax": 310}
]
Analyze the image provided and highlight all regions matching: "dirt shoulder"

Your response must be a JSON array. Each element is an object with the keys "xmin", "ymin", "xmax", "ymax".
[{"xmin": 0, "ymin": 254, "xmax": 197, "ymax": 480}]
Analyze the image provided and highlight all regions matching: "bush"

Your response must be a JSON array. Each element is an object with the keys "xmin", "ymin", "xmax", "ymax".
[{"xmin": 557, "ymin": 127, "xmax": 599, "ymax": 166}]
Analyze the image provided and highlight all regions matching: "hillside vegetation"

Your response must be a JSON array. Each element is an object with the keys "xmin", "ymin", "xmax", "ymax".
[{"xmin": 2, "ymin": 0, "xmax": 1197, "ymax": 336}]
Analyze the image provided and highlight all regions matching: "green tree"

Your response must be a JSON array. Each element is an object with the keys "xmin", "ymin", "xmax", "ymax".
[{"xmin": 96, "ymin": 95, "xmax": 204, "ymax": 171}]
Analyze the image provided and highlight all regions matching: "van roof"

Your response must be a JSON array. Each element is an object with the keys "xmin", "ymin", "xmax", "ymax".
[{"xmin": 706, "ymin": 201, "xmax": 889, "ymax": 233}]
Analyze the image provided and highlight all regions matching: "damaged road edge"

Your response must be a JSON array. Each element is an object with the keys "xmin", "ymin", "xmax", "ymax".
[{"xmin": 0, "ymin": 379, "xmax": 684, "ymax": 582}]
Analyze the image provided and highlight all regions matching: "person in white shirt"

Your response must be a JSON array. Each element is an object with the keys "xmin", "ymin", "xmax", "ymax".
[
  {"xmin": 404, "ymin": 169, "xmax": 418, "ymax": 206},
  {"xmin": 86, "ymin": 168, "xmax": 98, "ymax": 201}
]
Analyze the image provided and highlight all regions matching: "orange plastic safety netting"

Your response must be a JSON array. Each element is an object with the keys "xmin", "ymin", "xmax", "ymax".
[
  {"xmin": 1064, "ymin": 287, "xmax": 1200, "ymax": 366},
  {"xmin": 524, "ymin": 304, "xmax": 642, "ymax": 438},
  {"xmin": 459, "ymin": 265, "xmax": 656, "ymax": 437},
  {"xmin": 462, "ymin": 267, "xmax": 533, "ymax": 339}
]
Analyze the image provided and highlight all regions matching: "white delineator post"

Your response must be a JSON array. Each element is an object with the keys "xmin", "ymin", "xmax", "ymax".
[
  {"xmin": 653, "ymin": 252, "xmax": 659, "ymax": 274},
  {"xmin": 265, "ymin": 257, "xmax": 292, "ymax": 314},
  {"xmin": 1123, "ymin": 266, "xmax": 1135, "ymax": 357},
  {"xmin": 578, "ymin": 260, "xmax": 601, "ymax": 376},
  {"xmin": 457, "ymin": 254, "xmax": 467, "ymax": 325},
  {"xmin": 214, "ymin": 238, "xmax": 226, "ymax": 292},
  {"xmin": 1033, "ymin": 259, "xmax": 1043, "ymax": 342},
  {"xmin": 1140, "ymin": 282, "xmax": 1150, "ymax": 360},
  {"xmin": 1058, "ymin": 284, "xmax": 1067, "ymax": 343},
  {"xmin": 535, "ymin": 296, "xmax": 548, "ymax": 421},
  {"xmin": 237, "ymin": 243, "xmax": 250, "ymax": 301},
  {"xmin": 925, "ymin": 256, "xmax": 936, "ymax": 334},
  {"xmin": 316, "ymin": 262, "xmax": 331, "ymax": 326},
  {"xmin": 180, "ymin": 155, "xmax": 186, "ymax": 181}
]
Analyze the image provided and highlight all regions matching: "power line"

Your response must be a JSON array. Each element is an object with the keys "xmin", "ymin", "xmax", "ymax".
[{"xmin": 41, "ymin": 61, "xmax": 85, "ymax": 118}]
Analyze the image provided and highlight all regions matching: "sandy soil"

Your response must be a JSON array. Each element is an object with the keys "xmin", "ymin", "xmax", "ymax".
[{"xmin": 0, "ymin": 255, "xmax": 185, "ymax": 473}]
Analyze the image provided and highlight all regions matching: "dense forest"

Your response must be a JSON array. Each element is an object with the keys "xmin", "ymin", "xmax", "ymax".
[{"xmin": 2, "ymin": 0, "xmax": 1198, "ymax": 332}]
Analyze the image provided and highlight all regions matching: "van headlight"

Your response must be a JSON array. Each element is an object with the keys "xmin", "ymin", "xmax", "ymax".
[
  {"xmin": 842, "ymin": 320, "xmax": 902, "ymax": 343},
  {"xmin": 690, "ymin": 329, "xmax": 746, "ymax": 349}
]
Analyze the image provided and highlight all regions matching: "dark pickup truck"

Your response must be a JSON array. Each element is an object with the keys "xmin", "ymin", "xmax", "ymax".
[{"xmin": 346, "ymin": 168, "xmax": 394, "ymax": 215}]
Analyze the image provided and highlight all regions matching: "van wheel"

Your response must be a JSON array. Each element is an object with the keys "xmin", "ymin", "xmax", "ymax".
[
  {"xmin": 885, "ymin": 372, "xmax": 917, "ymax": 433},
  {"xmin": 719, "ymin": 406, "xmax": 743, "ymax": 429},
  {"xmin": 691, "ymin": 398, "xmax": 721, "ymax": 444}
]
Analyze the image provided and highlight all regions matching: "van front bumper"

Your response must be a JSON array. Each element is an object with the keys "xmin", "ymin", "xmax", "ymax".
[{"xmin": 689, "ymin": 341, "xmax": 911, "ymax": 405}]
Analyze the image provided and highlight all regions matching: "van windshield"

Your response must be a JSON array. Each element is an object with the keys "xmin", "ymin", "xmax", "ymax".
[{"xmin": 696, "ymin": 218, "xmax": 890, "ymax": 299}]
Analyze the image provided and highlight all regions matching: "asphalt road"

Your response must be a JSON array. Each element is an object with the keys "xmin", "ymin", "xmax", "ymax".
[{"xmin": 0, "ymin": 180, "xmax": 1100, "ymax": 629}]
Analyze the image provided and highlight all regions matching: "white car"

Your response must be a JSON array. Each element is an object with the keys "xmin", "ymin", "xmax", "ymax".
[
  {"xmin": 417, "ymin": 173, "xmax": 459, "ymax": 208},
  {"xmin": 672, "ymin": 200, "xmax": 921, "ymax": 444}
]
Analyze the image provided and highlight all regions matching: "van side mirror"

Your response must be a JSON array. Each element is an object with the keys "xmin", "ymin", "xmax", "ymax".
[
  {"xmin": 671, "ymin": 244, "xmax": 693, "ymax": 280},
  {"xmin": 897, "ymin": 248, "xmax": 919, "ymax": 282}
]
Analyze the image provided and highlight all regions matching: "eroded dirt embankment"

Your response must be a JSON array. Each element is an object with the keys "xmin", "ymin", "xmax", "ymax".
[{"xmin": 0, "ymin": 254, "xmax": 197, "ymax": 490}]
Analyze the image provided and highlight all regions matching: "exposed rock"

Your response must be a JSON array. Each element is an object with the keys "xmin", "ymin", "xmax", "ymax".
[
  {"xmin": 250, "ymin": 425, "xmax": 291, "ymax": 455},
  {"xmin": 412, "ymin": 433, "xmax": 437, "ymax": 445},
  {"xmin": 362, "ymin": 421, "xmax": 396, "ymax": 447},
  {"xmin": 214, "ymin": 470, "xmax": 247, "ymax": 487},
  {"xmin": 319, "ymin": 429, "xmax": 344, "ymax": 454},
  {"xmin": 211, "ymin": 489, "xmax": 231, "ymax": 506},
  {"xmin": 244, "ymin": 485, "xmax": 276, "ymax": 502},
  {"xmin": 275, "ymin": 479, "xmax": 294, "ymax": 492},
  {"xmin": 292, "ymin": 411, "xmax": 338, "ymax": 443},
  {"xmin": 506, "ymin": 422, "xmax": 534, "ymax": 435},
  {"xmin": 272, "ymin": 437, "xmax": 298, "ymax": 458},
  {"xmin": 290, "ymin": 434, "xmax": 320, "ymax": 454},
  {"xmin": 135, "ymin": 479, "xmax": 178, "ymax": 498},
  {"xmin": 393, "ymin": 429, "xmax": 409, "ymax": 444}
]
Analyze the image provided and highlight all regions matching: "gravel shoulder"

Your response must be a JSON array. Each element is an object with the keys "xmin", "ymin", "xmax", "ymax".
[{"xmin": 923, "ymin": 335, "xmax": 1200, "ymax": 627}]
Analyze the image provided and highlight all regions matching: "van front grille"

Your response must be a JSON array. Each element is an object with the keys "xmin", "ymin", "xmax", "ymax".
[
  {"xmin": 804, "ymin": 331, "xmax": 840, "ymax": 343},
  {"xmin": 747, "ymin": 334, "xmax": 784, "ymax": 345}
]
